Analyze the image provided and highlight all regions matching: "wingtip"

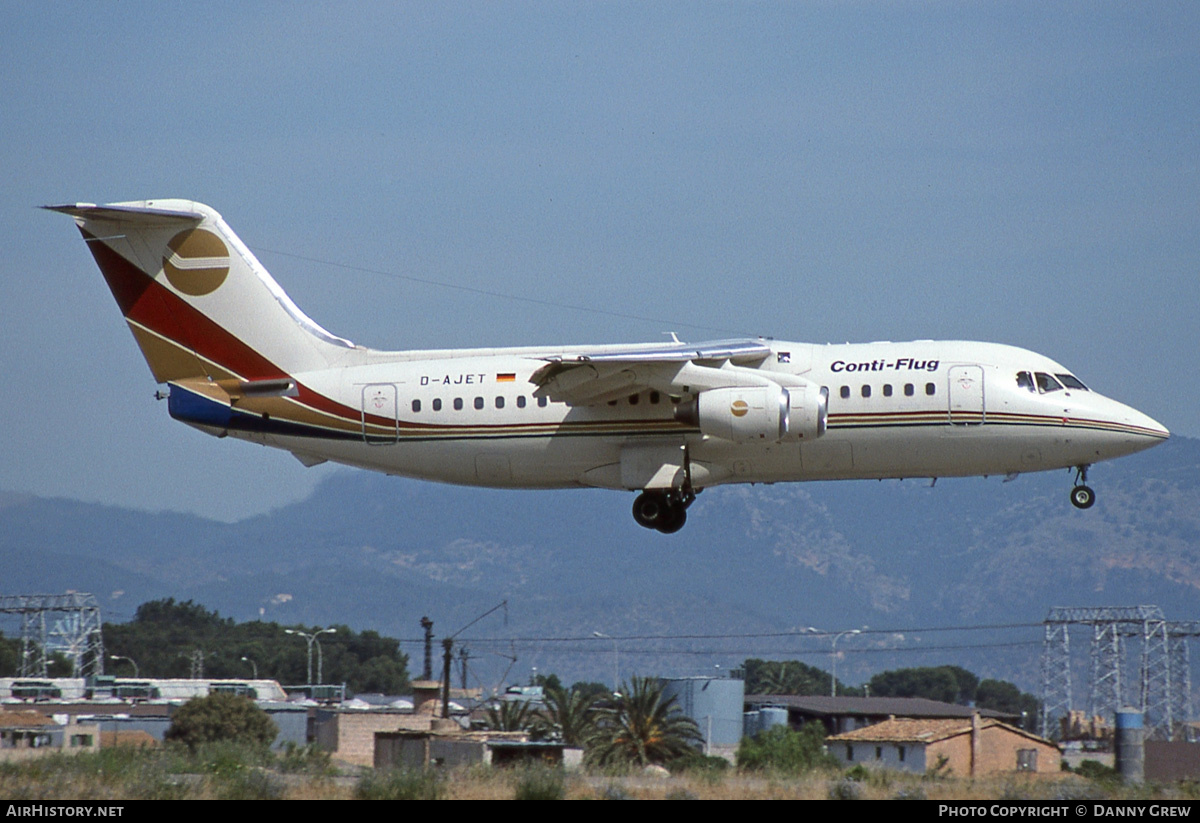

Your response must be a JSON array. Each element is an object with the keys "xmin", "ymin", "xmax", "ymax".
[{"xmin": 42, "ymin": 203, "xmax": 97, "ymax": 215}]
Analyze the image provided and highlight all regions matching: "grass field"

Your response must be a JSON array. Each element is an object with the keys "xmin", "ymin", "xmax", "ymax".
[{"xmin": 2, "ymin": 745, "xmax": 1196, "ymax": 800}]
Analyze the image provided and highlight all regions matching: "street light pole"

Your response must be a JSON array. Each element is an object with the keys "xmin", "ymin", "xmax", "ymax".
[
  {"xmin": 285, "ymin": 628, "xmax": 337, "ymax": 685},
  {"xmin": 830, "ymin": 630, "xmax": 862, "ymax": 697},
  {"xmin": 109, "ymin": 655, "xmax": 139, "ymax": 678},
  {"xmin": 240, "ymin": 656, "xmax": 258, "ymax": 679}
]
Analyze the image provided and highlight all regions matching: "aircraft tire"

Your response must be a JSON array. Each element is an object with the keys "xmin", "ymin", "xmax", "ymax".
[
  {"xmin": 656, "ymin": 502, "xmax": 687, "ymax": 534},
  {"xmin": 632, "ymin": 492, "xmax": 667, "ymax": 529},
  {"xmin": 1070, "ymin": 485, "xmax": 1096, "ymax": 509}
]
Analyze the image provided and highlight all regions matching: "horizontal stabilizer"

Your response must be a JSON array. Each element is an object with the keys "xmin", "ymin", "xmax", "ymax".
[{"xmin": 43, "ymin": 202, "xmax": 205, "ymax": 223}]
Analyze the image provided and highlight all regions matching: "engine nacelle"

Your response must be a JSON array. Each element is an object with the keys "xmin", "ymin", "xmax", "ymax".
[
  {"xmin": 782, "ymin": 384, "xmax": 828, "ymax": 442},
  {"xmin": 675, "ymin": 384, "xmax": 827, "ymax": 443}
]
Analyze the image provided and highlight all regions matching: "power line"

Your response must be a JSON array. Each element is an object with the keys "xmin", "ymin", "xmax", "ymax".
[
  {"xmin": 451, "ymin": 641, "xmax": 1043, "ymax": 658},
  {"xmin": 391, "ymin": 621, "xmax": 1043, "ymax": 647},
  {"xmin": 394, "ymin": 639, "xmax": 1042, "ymax": 658},
  {"xmin": 251, "ymin": 245, "xmax": 751, "ymax": 337}
]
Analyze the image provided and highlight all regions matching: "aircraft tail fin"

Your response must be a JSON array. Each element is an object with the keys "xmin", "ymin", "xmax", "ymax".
[{"xmin": 46, "ymin": 200, "xmax": 355, "ymax": 385}]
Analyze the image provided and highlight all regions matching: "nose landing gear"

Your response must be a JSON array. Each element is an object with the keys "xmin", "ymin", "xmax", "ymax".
[
  {"xmin": 632, "ymin": 489, "xmax": 696, "ymax": 534},
  {"xmin": 1070, "ymin": 465, "xmax": 1095, "ymax": 509}
]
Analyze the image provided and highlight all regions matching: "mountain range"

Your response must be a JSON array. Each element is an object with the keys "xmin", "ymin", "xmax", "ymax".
[{"xmin": 2, "ymin": 435, "xmax": 1197, "ymax": 691}]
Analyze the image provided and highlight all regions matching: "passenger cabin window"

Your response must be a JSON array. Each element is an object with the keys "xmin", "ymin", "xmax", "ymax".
[
  {"xmin": 537, "ymin": 396, "xmax": 548, "ymax": 408},
  {"xmin": 432, "ymin": 398, "xmax": 442, "ymax": 411},
  {"xmin": 1035, "ymin": 372, "xmax": 1063, "ymax": 393},
  {"xmin": 925, "ymin": 383, "xmax": 936, "ymax": 396},
  {"xmin": 861, "ymin": 385, "xmax": 871, "ymax": 398},
  {"xmin": 840, "ymin": 386, "xmax": 850, "ymax": 399},
  {"xmin": 474, "ymin": 396, "xmax": 484, "ymax": 410},
  {"xmin": 412, "ymin": 399, "xmax": 421, "ymax": 412},
  {"xmin": 650, "ymin": 391, "xmax": 661, "ymax": 404},
  {"xmin": 495, "ymin": 396, "xmax": 505, "ymax": 409},
  {"xmin": 1016, "ymin": 371, "xmax": 1035, "ymax": 392},
  {"xmin": 629, "ymin": 394, "xmax": 639, "ymax": 405},
  {"xmin": 883, "ymin": 384, "xmax": 893, "ymax": 397},
  {"xmin": 453, "ymin": 398, "xmax": 463, "ymax": 411},
  {"xmin": 904, "ymin": 383, "xmax": 914, "ymax": 397},
  {"xmin": 516, "ymin": 396, "xmax": 526, "ymax": 408}
]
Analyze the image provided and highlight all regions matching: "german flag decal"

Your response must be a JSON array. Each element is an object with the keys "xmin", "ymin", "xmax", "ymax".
[{"xmin": 497, "ymin": 373, "xmax": 516, "ymax": 383}]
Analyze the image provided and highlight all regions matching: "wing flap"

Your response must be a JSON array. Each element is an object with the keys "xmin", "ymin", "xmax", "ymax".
[{"xmin": 531, "ymin": 338, "xmax": 774, "ymax": 405}]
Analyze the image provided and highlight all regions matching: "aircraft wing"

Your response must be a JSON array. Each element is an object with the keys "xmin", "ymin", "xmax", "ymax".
[{"xmin": 530, "ymin": 338, "xmax": 774, "ymax": 405}]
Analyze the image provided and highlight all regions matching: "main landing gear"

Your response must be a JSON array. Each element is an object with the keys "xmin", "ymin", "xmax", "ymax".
[
  {"xmin": 1070, "ymin": 465, "xmax": 1096, "ymax": 510},
  {"xmin": 632, "ymin": 489, "xmax": 696, "ymax": 534}
]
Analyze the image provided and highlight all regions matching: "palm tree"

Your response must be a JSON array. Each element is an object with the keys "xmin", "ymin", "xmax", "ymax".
[
  {"xmin": 483, "ymin": 699, "xmax": 539, "ymax": 735},
  {"xmin": 586, "ymin": 677, "xmax": 701, "ymax": 768},
  {"xmin": 537, "ymin": 685, "xmax": 599, "ymax": 747},
  {"xmin": 758, "ymin": 661, "xmax": 802, "ymax": 695}
]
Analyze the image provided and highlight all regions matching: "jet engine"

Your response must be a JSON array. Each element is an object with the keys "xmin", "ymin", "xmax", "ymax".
[{"xmin": 674, "ymin": 383, "xmax": 827, "ymax": 443}]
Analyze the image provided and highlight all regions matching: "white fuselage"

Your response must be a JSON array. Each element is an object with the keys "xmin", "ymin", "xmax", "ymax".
[{"xmin": 215, "ymin": 339, "xmax": 1167, "ymax": 492}]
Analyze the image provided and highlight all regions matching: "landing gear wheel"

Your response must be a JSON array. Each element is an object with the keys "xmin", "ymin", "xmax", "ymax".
[
  {"xmin": 1070, "ymin": 485, "xmax": 1095, "ymax": 509},
  {"xmin": 656, "ymin": 502, "xmax": 687, "ymax": 534},
  {"xmin": 632, "ymin": 490, "xmax": 694, "ymax": 532},
  {"xmin": 632, "ymin": 492, "xmax": 668, "ymax": 529}
]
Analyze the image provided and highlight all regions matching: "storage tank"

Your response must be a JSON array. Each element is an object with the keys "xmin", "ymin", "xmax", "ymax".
[{"xmin": 659, "ymin": 676, "xmax": 745, "ymax": 751}]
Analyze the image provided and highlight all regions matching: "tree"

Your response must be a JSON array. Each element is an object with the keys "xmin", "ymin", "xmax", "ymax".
[
  {"xmin": 742, "ymin": 658, "xmax": 854, "ymax": 696},
  {"xmin": 532, "ymin": 672, "xmax": 564, "ymax": 692},
  {"xmin": 538, "ymin": 685, "xmax": 599, "ymax": 747},
  {"xmin": 570, "ymin": 680, "xmax": 613, "ymax": 702},
  {"xmin": 103, "ymin": 598, "xmax": 410, "ymax": 694},
  {"xmin": 737, "ymin": 724, "xmax": 835, "ymax": 773},
  {"xmin": 867, "ymin": 665, "xmax": 978, "ymax": 704},
  {"xmin": 0, "ymin": 634, "xmax": 18, "ymax": 677},
  {"xmin": 165, "ymin": 692, "xmax": 278, "ymax": 749},
  {"xmin": 483, "ymin": 699, "xmax": 540, "ymax": 735},
  {"xmin": 977, "ymin": 679, "xmax": 1040, "ymax": 729},
  {"xmin": 586, "ymin": 677, "xmax": 701, "ymax": 768}
]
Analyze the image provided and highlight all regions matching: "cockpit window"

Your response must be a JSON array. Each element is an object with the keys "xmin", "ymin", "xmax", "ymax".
[
  {"xmin": 1035, "ymin": 372, "xmax": 1063, "ymax": 393},
  {"xmin": 1016, "ymin": 371, "xmax": 1035, "ymax": 392},
  {"xmin": 1056, "ymin": 373, "xmax": 1089, "ymax": 391}
]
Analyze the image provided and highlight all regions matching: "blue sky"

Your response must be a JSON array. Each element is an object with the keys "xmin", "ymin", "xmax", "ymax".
[{"xmin": 2, "ymin": 3, "xmax": 1197, "ymax": 520}]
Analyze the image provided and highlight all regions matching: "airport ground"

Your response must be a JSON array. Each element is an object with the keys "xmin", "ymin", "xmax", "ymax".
[{"xmin": 2, "ymin": 746, "xmax": 1196, "ymax": 801}]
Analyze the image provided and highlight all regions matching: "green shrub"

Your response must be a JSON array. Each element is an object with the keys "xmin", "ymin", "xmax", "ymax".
[
  {"xmin": 828, "ymin": 776, "xmax": 863, "ymax": 800},
  {"xmin": 600, "ymin": 783, "xmax": 631, "ymax": 800},
  {"xmin": 667, "ymin": 750, "xmax": 730, "ymax": 776},
  {"xmin": 665, "ymin": 788, "xmax": 699, "ymax": 800},
  {"xmin": 737, "ymin": 724, "xmax": 835, "ymax": 773},
  {"xmin": 164, "ymin": 693, "xmax": 278, "ymax": 750},
  {"xmin": 277, "ymin": 742, "xmax": 334, "ymax": 776},
  {"xmin": 1075, "ymin": 759, "xmax": 1119, "ymax": 783},
  {"xmin": 355, "ymin": 769, "xmax": 444, "ymax": 800},
  {"xmin": 212, "ymin": 768, "xmax": 284, "ymax": 800},
  {"xmin": 512, "ymin": 765, "xmax": 564, "ymax": 800}
]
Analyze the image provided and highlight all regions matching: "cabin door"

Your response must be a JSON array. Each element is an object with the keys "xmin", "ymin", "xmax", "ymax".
[
  {"xmin": 948, "ymin": 365, "xmax": 985, "ymax": 425},
  {"xmin": 361, "ymin": 384, "xmax": 399, "ymax": 443}
]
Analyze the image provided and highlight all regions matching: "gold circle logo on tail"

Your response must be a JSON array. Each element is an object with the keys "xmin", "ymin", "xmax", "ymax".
[
  {"xmin": 730, "ymin": 399, "xmax": 749, "ymax": 417},
  {"xmin": 162, "ymin": 228, "xmax": 230, "ymax": 296}
]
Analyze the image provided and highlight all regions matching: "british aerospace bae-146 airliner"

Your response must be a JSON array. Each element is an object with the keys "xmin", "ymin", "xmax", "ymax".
[{"xmin": 49, "ymin": 200, "xmax": 1169, "ymax": 533}]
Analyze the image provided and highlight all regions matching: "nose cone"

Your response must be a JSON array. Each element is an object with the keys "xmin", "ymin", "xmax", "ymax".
[
  {"xmin": 1123, "ymin": 405, "xmax": 1171, "ymax": 443},
  {"xmin": 1131, "ymin": 409, "xmax": 1170, "ymax": 441},
  {"xmin": 1103, "ymin": 399, "xmax": 1170, "ymax": 456}
]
